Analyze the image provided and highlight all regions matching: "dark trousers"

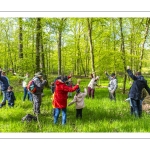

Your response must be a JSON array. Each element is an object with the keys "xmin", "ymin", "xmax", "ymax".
[
  {"xmin": 76, "ymin": 109, "xmax": 83, "ymax": 119},
  {"xmin": 88, "ymin": 87, "xmax": 95, "ymax": 99},
  {"xmin": 109, "ymin": 91, "xmax": 116, "ymax": 101},
  {"xmin": 131, "ymin": 99, "xmax": 142, "ymax": 117}
]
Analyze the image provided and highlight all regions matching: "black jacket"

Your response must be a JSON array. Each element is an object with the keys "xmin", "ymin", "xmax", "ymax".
[{"xmin": 127, "ymin": 69, "xmax": 150, "ymax": 100}]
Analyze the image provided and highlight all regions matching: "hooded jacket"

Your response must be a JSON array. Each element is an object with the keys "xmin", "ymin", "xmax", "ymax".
[
  {"xmin": 53, "ymin": 80, "xmax": 79, "ymax": 108},
  {"xmin": 68, "ymin": 88, "xmax": 87, "ymax": 109},
  {"xmin": 127, "ymin": 69, "xmax": 150, "ymax": 100}
]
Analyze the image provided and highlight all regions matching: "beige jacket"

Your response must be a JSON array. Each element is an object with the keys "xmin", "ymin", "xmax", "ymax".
[{"xmin": 68, "ymin": 88, "xmax": 87, "ymax": 109}]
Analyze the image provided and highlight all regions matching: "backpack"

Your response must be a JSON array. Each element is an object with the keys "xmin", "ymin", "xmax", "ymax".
[{"xmin": 27, "ymin": 80, "xmax": 36, "ymax": 93}]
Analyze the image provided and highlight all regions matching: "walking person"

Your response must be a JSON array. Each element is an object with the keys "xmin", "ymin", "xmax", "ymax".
[
  {"xmin": 52, "ymin": 76, "xmax": 80, "ymax": 125},
  {"xmin": 68, "ymin": 88, "xmax": 87, "ymax": 119},
  {"xmin": 0, "ymin": 69, "xmax": 10, "ymax": 108},
  {"xmin": 6, "ymin": 85, "xmax": 16, "ymax": 107},
  {"xmin": 126, "ymin": 66, "xmax": 150, "ymax": 117},
  {"xmin": 87, "ymin": 73, "xmax": 99, "ymax": 99},
  {"xmin": 105, "ymin": 71, "xmax": 118, "ymax": 101},
  {"xmin": 32, "ymin": 72, "xmax": 47, "ymax": 115}
]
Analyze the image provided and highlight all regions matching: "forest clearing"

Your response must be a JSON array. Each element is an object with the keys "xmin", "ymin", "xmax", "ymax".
[{"xmin": 1, "ymin": 18, "xmax": 150, "ymax": 133}]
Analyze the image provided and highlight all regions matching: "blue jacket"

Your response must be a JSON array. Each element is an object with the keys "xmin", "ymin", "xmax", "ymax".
[
  {"xmin": 0, "ymin": 71, "xmax": 9, "ymax": 91},
  {"xmin": 127, "ymin": 69, "xmax": 150, "ymax": 100}
]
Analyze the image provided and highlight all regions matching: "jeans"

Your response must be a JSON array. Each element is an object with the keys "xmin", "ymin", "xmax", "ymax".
[
  {"xmin": 131, "ymin": 99, "xmax": 142, "ymax": 117},
  {"xmin": 23, "ymin": 87, "xmax": 33, "ymax": 101},
  {"xmin": 54, "ymin": 108, "xmax": 67, "ymax": 125}
]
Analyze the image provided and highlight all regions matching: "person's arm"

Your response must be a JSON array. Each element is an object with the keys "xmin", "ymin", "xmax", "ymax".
[
  {"xmin": 126, "ymin": 66, "xmax": 137, "ymax": 80},
  {"xmin": 63, "ymin": 79, "xmax": 80, "ymax": 92},
  {"xmin": 82, "ymin": 88, "xmax": 87, "ymax": 97},
  {"xmin": 105, "ymin": 71, "xmax": 111, "ymax": 80},
  {"xmin": 68, "ymin": 96, "xmax": 77, "ymax": 106}
]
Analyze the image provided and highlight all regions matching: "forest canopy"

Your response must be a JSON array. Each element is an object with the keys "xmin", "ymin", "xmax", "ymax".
[{"xmin": 0, "ymin": 17, "xmax": 150, "ymax": 79}]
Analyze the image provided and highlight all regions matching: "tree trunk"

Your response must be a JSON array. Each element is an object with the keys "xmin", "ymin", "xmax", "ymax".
[
  {"xmin": 35, "ymin": 18, "xmax": 41, "ymax": 72},
  {"xmin": 119, "ymin": 18, "xmax": 127, "ymax": 94},
  {"xmin": 58, "ymin": 30, "xmax": 62, "ymax": 76},
  {"xmin": 87, "ymin": 18, "xmax": 95, "ymax": 73},
  {"xmin": 139, "ymin": 18, "xmax": 150, "ymax": 72},
  {"xmin": 18, "ymin": 18, "xmax": 23, "ymax": 58}
]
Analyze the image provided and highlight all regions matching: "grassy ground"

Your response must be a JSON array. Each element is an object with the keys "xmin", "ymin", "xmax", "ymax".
[{"xmin": 0, "ymin": 76, "xmax": 150, "ymax": 133}]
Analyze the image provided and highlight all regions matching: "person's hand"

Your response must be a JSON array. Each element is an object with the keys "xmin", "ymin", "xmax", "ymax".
[
  {"xmin": 104, "ymin": 71, "xmax": 107, "ymax": 74},
  {"xmin": 77, "ymin": 79, "xmax": 81, "ymax": 85},
  {"xmin": 111, "ymin": 90, "xmax": 114, "ymax": 94},
  {"xmin": 127, "ymin": 66, "xmax": 130, "ymax": 70}
]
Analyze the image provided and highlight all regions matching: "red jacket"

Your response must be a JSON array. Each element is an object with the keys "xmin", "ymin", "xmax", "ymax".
[{"xmin": 53, "ymin": 80, "xmax": 79, "ymax": 108}]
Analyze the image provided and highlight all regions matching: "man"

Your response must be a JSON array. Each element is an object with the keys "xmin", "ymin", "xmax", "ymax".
[
  {"xmin": 105, "ymin": 71, "xmax": 118, "ymax": 101},
  {"xmin": 32, "ymin": 72, "xmax": 47, "ymax": 115},
  {"xmin": 126, "ymin": 66, "xmax": 150, "ymax": 117},
  {"xmin": 0, "ymin": 70, "xmax": 10, "ymax": 108},
  {"xmin": 53, "ymin": 76, "xmax": 80, "ymax": 125}
]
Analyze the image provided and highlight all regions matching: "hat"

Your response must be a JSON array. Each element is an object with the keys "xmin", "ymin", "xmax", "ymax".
[
  {"xmin": 111, "ymin": 73, "xmax": 115, "ymax": 77},
  {"xmin": 34, "ymin": 72, "xmax": 43, "ymax": 77},
  {"xmin": 76, "ymin": 88, "xmax": 80, "ymax": 93},
  {"xmin": 62, "ymin": 76, "xmax": 68, "ymax": 82}
]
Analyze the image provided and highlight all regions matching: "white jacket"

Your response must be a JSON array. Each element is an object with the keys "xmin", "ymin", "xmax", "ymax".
[{"xmin": 68, "ymin": 88, "xmax": 87, "ymax": 109}]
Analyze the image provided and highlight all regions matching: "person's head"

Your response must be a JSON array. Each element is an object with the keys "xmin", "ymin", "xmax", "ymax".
[
  {"xmin": 34, "ymin": 72, "xmax": 43, "ymax": 79},
  {"xmin": 135, "ymin": 71, "xmax": 141, "ymax": 76},
  {"xmin": 76, "ymin": 88, "xmax": 80, "ymax": 94},
  {"xmin": 8, "ymin": 86, "xmax": 13, "ymax": 91},
  {"xmin": 61, "ymin": 75, "xmax": 69, "ymax": 83},
  {"xmin": 111, "ymin": 73, "xmax": 116, "ymax": 78},
  {"xmin": 2, "ymin": 71, "xmax": 6, "ymax": 76}
]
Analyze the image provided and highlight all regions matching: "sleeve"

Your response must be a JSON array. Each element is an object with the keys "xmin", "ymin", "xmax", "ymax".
[
  {"xmin": 82, "ymin": 88, "xmax": 87, "ymax": 97},
  {"xmin": 68, "ymin": 96, "xmax": 77, "ymax": 106},
  {"xmin": 63, "ymin": 84, "xmax": 79, "ymax": 92},
  {"xmin": 105, "ymin": 72, "xmax": 111, "ymax": 80},
  {"xmin": 34, "ymin": 78, "xmax": 46, "ymax": 89},
  {"xmin": 126, "ymin": 69, "xmax": 137, "ymax": 80}
]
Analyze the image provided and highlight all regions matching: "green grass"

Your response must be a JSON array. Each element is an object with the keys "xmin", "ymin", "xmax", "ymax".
[{"xmin": 1, "ymin": 76, "xmax": 150, "ymax": 133}]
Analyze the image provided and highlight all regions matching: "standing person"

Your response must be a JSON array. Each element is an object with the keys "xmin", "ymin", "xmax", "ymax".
[
  {"xmin": 6, "ymin": 86, "xmax": 16, "ymax": 107},
  {"xmin": 68, "ymin": 88, "xmax": 87, "ymax": 119},
  {"xmin": 105, "ymin": 71, "xmax": 118, "ymax": 101},
  {"xmin": 53, "ymin": 76, "xmax": 80, "ymax": 125},
  {"xmin": 87, "ymin": 73, "xmax": 99, "ymax": 99},
  {"xmin": 32, "ymin": 72, "xmax": 47, "ymax": 115},
  {"xmin": 126, "ymin": 66, "xmax": 150, "ymax": 117},
  {"xmin": 17, "ymin": 73, "xmax": 33, "ymax": 101},
  {"xmin": 0, "ymin": 70, "xmax": 10, "ymax": 108}
]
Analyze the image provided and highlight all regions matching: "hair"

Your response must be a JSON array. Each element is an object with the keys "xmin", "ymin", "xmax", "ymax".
[
  {"xmin": 8, "ymin": 86, "xmax": 13, "ymax": 90},
  {"xmin": 135, "ymin": 71, "xmax": 141, "ymax": 76},
  {"xmin": 111, "ymin": 73, "xmax": 115, "ymax": 77}
]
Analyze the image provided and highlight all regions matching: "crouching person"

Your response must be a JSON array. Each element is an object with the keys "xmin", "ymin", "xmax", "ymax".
[{"xmin": 6, "ymin": 86, "xmax": 16, "ymax": 107}]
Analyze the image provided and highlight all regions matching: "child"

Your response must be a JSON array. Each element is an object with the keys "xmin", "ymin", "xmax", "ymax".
[
  {"xmin": 68, "ymin": 88, "xmax": 87, "ymax": 119},
  {"xmin": 6, "ymin": 86, "xmax": 16, "ymax": 107}
]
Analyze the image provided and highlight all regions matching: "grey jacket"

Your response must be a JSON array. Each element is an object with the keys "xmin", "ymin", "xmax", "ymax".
[
  {"xmin": 32, "ymin": 77, "xmax": 46, "ymax": 95},
  {"xmin": 106, "ymin": 73, "xmax": 118, "ymax": 92}
]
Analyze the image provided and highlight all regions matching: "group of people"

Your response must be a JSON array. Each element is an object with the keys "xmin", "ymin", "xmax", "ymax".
[
  {"xmin": 0, "ymin": 65, "xmax": 150, "ymax": 125},
  {"xmin": 0, "ymin": 70, "xmax": 47, "ymax": 117}
]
